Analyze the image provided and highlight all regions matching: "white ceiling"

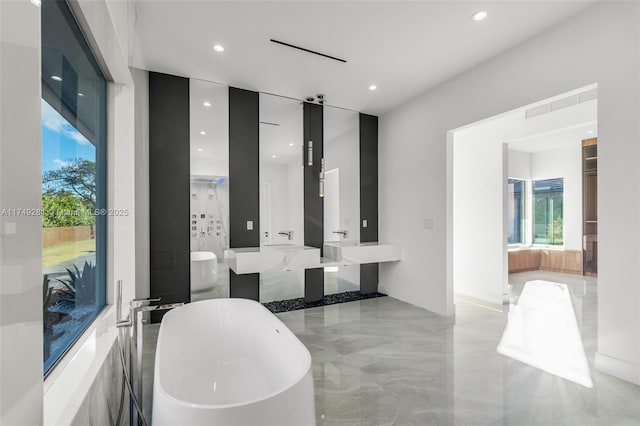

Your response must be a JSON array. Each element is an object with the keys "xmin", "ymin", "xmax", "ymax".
[
  {"xmin": 508, "ymin": 123, "xmax": 597, "ymax": 153},
  {"xmin": 131, "ymin": 1, "xmax": 597, "ymax": 115}
]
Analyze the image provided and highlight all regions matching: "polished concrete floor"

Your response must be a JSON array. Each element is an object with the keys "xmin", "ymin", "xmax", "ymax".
[{"xmin": 141, "ymin": 271, "xmax": 640, "ymax": 425}]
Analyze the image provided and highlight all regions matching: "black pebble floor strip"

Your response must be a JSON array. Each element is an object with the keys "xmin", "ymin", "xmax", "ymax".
[{"xmin": 263, "ymin": 291, "xmax": 387, "ymax": 314}]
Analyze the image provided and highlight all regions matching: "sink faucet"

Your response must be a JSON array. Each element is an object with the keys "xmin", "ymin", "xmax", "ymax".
[
  {"xmin": 332, "ymin": 230, "xmax": 348, "ymax": 239},
  {"xmin": 278, "ymin": 230, "xmax": 294, "ymax": 240}
]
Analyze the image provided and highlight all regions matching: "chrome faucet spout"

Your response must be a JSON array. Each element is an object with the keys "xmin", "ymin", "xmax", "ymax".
[
  {"xmin": 278, "ymin": 230, "xmax": 294, "ymax": 240},
  {"xmin": 332, "ymin": 230, "xmax": 348, "ymax": 239}
]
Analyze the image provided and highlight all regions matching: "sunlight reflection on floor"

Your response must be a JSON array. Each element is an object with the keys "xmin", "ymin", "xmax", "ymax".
[{"xmin": 497, "ymin": 280, "xmax": 593, "ymax": 388}]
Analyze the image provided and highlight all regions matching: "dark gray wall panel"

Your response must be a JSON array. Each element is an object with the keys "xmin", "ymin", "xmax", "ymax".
[
  {"xmin": 229, "ymin": 87, "xmax": 260, "ymax": 299},
  {"xmin": 304, "ymin": 102, "xmax": 324, "ymax": 252},
  {"xmin": 360, "ymin": 113, "xmax": 378, "ymax": 243},
  {"xmin": 230, "ymin": 271, "xmax": 260, "ymax": 301},
  {"xmin": 304, "ymin": 102, "xmax": 324, "ymax": 302},
  {"xmin": 360, "ymin": 263, "xmax": 379, "ymax": 295},
  {"xmin": 229, "ymin": 87, "xmax": 260, "ymax": 248},
  {"xmin": 305, "ymin": 268, "xmax": 324, "ymax": 303},
  {"xmin": 149, "ymin": 72, "xmax": 191, "ymax": 305},
  {"xmin": 360, "ymin": 113, "xmax": 379, "ymax": 294}
]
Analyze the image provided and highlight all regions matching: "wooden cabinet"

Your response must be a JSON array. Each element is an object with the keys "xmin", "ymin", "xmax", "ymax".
[{"xmin": 582, "ymin": 138, "xmax": 597, "ymax": 276}]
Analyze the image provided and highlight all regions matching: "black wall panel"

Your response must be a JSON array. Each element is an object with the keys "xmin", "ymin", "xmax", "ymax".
[
  {"xmin": 149, "ymin": 72, "xmax": 191, "ymax": 305},
  {"xmin": 360, "ymin": 113, "xmax": 379, "ymax": 294},
  {"xmin": 303, "ymin": 102, "xmax": 324, "ymax": 302},
  {"xmin": 229, "ymin": 87, "xmax": 260, "ymax": 248},
  {"xmin": 360, "ymin": 113, "xmax": 378, "ymax": 243},
  {"xmin": 303, "ymin": 102, "xmax": 324, "ymax": 252},
  {"xmin": 229, "ymin": 87, "xmax": 260, "ymax": 300}
]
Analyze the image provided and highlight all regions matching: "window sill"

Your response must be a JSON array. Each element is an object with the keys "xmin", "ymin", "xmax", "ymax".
[
  {"xmin": 43, "ymin": 305, "xmax": 117, "ymax": 426},
  {"xmin": 508, "ymin": 245, "xmax": 566, "ymax": 252}
]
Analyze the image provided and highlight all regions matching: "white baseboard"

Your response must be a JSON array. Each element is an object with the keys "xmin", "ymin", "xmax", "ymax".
[{"xmin": 595, "ymin": 352, "xmax": 640, "ymax": 385}]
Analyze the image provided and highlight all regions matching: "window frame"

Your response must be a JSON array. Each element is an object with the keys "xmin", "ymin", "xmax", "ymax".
[
  {"xmin": 41, "ymin": 0, "xmax": 108, "ymax": 377},
  {"xmin": 531, "ymin": 177, "xmax": 564, "ymax": 247},
  {"xmin": 507, "ymin": 178, "xmax": 527, "ymax": 247}
]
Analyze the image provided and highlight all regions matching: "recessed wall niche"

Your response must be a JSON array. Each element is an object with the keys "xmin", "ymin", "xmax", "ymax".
[{"xmin": 189, "ymin": 78, "xmax": 230, "ymax": 300}]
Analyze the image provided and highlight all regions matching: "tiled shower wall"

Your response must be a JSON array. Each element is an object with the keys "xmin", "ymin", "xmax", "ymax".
[{"xmin": 189, "ymin": 181, "xmax": 229, "ymax": 259}]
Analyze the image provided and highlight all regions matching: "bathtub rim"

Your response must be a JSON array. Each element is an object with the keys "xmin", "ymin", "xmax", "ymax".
[{"xmin": 153, "ymin": 298, "xmax": 313, "ymax": 410}]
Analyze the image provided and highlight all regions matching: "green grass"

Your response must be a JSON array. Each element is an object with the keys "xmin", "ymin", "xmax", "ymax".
[{"xmin": 43, "ymin": 239, "xmax": 95, "ymax": 268}]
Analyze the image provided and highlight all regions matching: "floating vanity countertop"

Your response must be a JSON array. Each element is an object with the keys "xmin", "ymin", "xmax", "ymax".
[
  {"xmin": 225, "ymin": 244, "xmax": 321, "ymax": 274},
  {"xmin": 323, "ymin": 241, "xmax": 401, "ymax": 264}
]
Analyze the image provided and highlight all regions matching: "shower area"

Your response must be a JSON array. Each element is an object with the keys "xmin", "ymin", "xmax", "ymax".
[{"xmin": 189, "ymin": 79, "xmax": 230, "ymax": 300}]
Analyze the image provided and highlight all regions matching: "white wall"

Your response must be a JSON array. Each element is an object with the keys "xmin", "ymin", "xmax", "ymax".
[
  {"xmin": 0, "ymin": 0, "xmax": 140, "ymax": 424},
  {"xmin": 287, "ymin": 159, "xmax": 304, "ymax": 247},
  {"xmin": 531, "ymin": 145, "xmax": 582, "ymax": 250},
  {"xmin": 453, "ymin": 131, "xmax": 507, "ymax": 305},
  {"xmin": 261, "ymin": 163, "xmax": 289, "ymax": 243},
  {"xmin": 508, "ymin": 150, "xmax": 531, "ymax": 179},
  {"xmin": 379, "ymin": 2, "xmax": 640, "ymax": 384},
  {"xmin": 324, "ymin": 107, "xmax": 360, "ymax": 243},
  {"xmin": 0, "ymin": 2, "xmax": 43, "ymax": 424}
]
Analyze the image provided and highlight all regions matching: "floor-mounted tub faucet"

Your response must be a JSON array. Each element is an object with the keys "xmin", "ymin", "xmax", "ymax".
[{"xmin": 116, "ymin": 281, "xmax": 184, "ymax": 426}]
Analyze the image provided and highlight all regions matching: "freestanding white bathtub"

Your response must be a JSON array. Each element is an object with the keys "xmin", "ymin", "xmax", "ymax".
[
  {"xmin": 152, "ymin": 299, "xmax": 316, "ymax": 426},
  {"xmin": 190, "ymin": 251, "xmax": 218, "ymax": 292}
]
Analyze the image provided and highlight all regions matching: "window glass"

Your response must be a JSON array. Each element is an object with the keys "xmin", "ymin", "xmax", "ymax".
[
  {"xmin": 507, "ymin": 179, "xmax": 525, "ymax": 244},
  {"xmin": 533, "ymin": 178, "xmax": 563, "ymax": 245},
  {"xmin": 42, "ymin": 0, "xmax": 107, "ymax": 374}
]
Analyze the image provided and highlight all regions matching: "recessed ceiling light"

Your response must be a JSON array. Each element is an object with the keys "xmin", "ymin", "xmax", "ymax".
[
  {"xmin": 51, "ymin": 75, "xmax": 62, "ymax": 81},
  {"xmin": 203, "ymin": 101, "xmax": 212, "ymax": 107},
  {"xmin": 200, "ymin": 131, "xmax": 206, "ymax": 135},
  {"xmin": 472, "ymin": 10, "xmax": 488, "ymax": 21},
  {"xmin": 78, "ymin": 93, "xmax": 84, "ymax": 97},
  {"xmin": 272, "ymin": 154, "xmax": 277, "ymax": 158},
  {"xmin": 213, "ymin": 44, "xmax": 225, "ymax": 53},
  {"xmin": 197, "ymin": 148, "xmax": 203, "ymax": 152},
  {"xmin": 587, "ymin": 130, "xmax": 594, "ymax": 134},
  {"xmin": 369, "ymin": 85, "xmax": 377, "ymax": 91},
  {"xmin": 289, "ymin": 143, "xmax": 294, "ymax": 146}
]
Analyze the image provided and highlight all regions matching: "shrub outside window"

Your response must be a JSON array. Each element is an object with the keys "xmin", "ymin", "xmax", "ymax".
[{"xmin": 533, "ymin": 178, "xmax": 564, "ymax": 245}]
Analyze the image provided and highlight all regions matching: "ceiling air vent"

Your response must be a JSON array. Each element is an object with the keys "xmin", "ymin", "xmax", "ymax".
[
  {"xmin": 525, "ymin": 104, "xmax": 550, "ymax": 119},
  {"xmin": 525, "ymin": 87, "xmax": 597, "ymax": 119}
]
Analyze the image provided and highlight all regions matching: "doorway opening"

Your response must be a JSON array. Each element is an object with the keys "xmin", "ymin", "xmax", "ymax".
[{"xmin": 448, "ymin": 84, "xmax": 598, "ymax": 386}]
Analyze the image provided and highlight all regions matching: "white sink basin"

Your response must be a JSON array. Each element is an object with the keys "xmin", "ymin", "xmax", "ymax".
[
  {"xmin": 225, "ymin": 244, "xmax": 321, "ymax": 274},
  {"xmin": 323, "ymin": 241, "xmax": 401, "ymax": 264}
]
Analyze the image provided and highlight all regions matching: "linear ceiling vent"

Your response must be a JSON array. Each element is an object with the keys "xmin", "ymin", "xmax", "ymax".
[
  {"xmin": 525, "ymin": 88, "xmax": 597, "ymax": 119},
  {"xmin": 270, "ymin": 39, "xmax": 347, "ymax": 63}
]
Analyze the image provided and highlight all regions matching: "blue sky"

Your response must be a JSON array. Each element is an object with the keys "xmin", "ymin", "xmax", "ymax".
[{"xmin": 41, "ymin": 99, "xmax": 95, "ymax": 172}]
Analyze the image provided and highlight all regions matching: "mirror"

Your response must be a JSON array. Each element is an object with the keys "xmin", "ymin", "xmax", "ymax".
[
  {"xmin": 189, "ymin": 78, "xmax": 230, "ymax": 301},
  {"xmin": 323, "ymin": 106, "xmax": 360, "ymax": 295},
  {"xmin": 258, "ymin": 93, "xmax": 305, "ymax": 302}
]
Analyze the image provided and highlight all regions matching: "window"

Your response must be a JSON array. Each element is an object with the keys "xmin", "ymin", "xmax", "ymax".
[
  {"xmin": 42, "ymin": 0, "xmax": 107, "ymax": 374},
  {"xmin": 533, "ymin": 178, "xmax": 563, "ymax": 245},
  {"xmin": 507, "ymin": 179, "xmax": 525, "ymax": 244}
]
